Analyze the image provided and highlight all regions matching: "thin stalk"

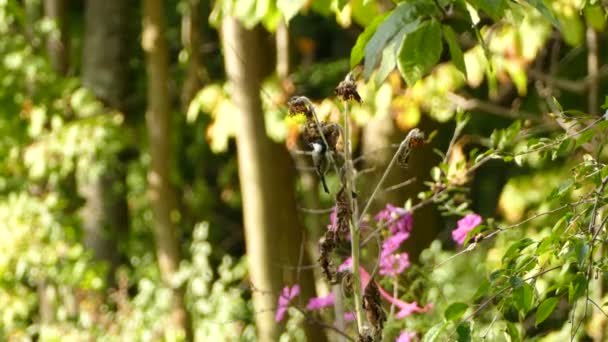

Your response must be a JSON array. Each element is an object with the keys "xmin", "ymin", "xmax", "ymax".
[
  {"xmin": 342, "ymin": 102, "xmax": 365, "ymax": 334},
  {"xmin": 358, "ymin": 129, "xmax": 420, "ymax": 224}
]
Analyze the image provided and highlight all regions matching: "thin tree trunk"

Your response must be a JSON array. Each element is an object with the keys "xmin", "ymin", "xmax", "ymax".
[
  {"xmin": 44, "ymin": 0, "xmax": 69, "ymax": 75},
  {"xmin": 221, "ymin": 17, "xmax": 327, "ymax": 342},
  {"xmin": 81, "ymin": 0, "xmax": 133, "ymax": 286},
  {"xmin": 142, "ymin": 0, "xmax": 191, "ymax": 338},
  {"xmin": 181, "ymin": 0, "xmax": 207, "ymax": 110}
]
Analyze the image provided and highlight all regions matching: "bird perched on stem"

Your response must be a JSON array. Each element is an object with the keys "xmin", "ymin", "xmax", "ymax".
[{"xmin": 310, "ymin": 139, "xmax": 330, "ymax": 193}]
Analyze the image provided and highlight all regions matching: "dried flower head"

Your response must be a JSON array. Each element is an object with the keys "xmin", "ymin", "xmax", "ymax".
[
  {"xmin": 335, "ymin": 77, "xmax": 362, "ymax": 103},
  {"xmin": 335, "ymin": 185, "xmax": 352, "ymax": 237},
  {"xmin": 319, "ymin": 234, "xmax": 337, "ymax": 283},
  {"xmin": 398, "ymin": 128, "xmax": 426, "ymax": 168},
  {"xmin": 288, "ymin": 96, "xmax": 314, "ymax": 118},
  {"xmin": 341, "ymin": 272, "xmax": 354, "ymax": 297},
  {"xmin": 363, "ymin": 281, "xmax": 386, "ymax": 338}
]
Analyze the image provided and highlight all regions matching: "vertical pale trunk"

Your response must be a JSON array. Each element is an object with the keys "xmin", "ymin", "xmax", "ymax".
[
  {"xmin": 44, "ymin": 0, "xmax": 69, "ymax": 74},
  {"xmin": 142, "ymin": 0, "xmax": 191, "ymax": 337},
  {"xmin": 181, "ymin": 0, "xmax": 206, "ymax": 109},
  {"xmin": 221, "ymin": 17, "xmax": 327, "ymax": 342},
  {"xmin": 81, "ymin": 0, "xmax": 132, "ymax": 285}
]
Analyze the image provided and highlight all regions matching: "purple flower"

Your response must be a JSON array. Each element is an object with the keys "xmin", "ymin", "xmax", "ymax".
[
  {"xmin": 275, "ymin": 284, "xmax": 300, "ymax": 322},
  {"xmin": 306, "ymin": 293, "xmax": 335, "ymax": 310},
  {"xmin": 344, "ymin": 312, "xmax": 356, "ymax": 322},
  {"xmin": 452, "ymin": 213, "xmax": 482, "ymax": 245},
  {"xmin": 379, "ymin": 253, "xmax": 410, "ymax": 277},
  {"xmin": 338, "ymin": 257, "xmax": 352, "ymax": 272},
  {"xmin": 381, "ymin": 232, "xmax": 410, "ymax": 257},
  {"xmin": 396, "ymin": 331, "xmax": 417, "ymax": 342},
  {"xmin": 375, "ymin": 204, "xmax": 413, "ymax": 235}
]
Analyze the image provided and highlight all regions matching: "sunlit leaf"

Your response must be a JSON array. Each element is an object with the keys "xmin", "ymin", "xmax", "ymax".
[
  {"xmin": 445, "ymin": 302, "xmax": 468, "ymax": 321},
  {"xmin": 397, "ymin": 19, "xmax": 443, "ymax": 86},
  {"xmin": 535, "ymin": 297, "xmax": 559, "ymax": 325}
]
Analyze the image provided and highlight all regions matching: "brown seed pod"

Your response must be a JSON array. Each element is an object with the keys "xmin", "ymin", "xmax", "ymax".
[
  {"xmin": 318, "ymin": 234, "xmax": 337, "ymax": 283},
  {"xmin": 335, "ymin": 186, "xmax": 351, "ymax": 238},
  {"xmin": 287, "ymin": 96, "xmax": 314, "ymax": 119},
  {"xmin": 363, "ymin": 281, "xmax": 386, "ymax": 339},
  {"xmin": 398, "ymin": 128, "xmax": 426, "ymax": 168},
  {"xmin": 335, "ymin": 78, "xmax": 362, "ymax": 103}
]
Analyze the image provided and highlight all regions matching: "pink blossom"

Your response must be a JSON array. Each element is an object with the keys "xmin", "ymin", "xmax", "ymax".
[
  {"xmin": 381, "ymin": 232, "xmax": 410, "ymax": 257},
  {"xmin": 275, "ymin": 284, "xmax": 300, "ymax": 322},
  {"xmin": 379, "ymin": 253, "xmax": 410, "ymax": 276},
  {"xmin": 345, "ymin": 263, "xmax": 431, "ymax": 320},
  {"xmin": 375, "ymin": 204, "xmax": 413, "ymax": 234},
  {"xmin": 344, "ymin": 312, "xmax": 356, "ymax": 322},
  {"xmin": 338, "ymin": 257, "xmax": 353, "ymax": 272},
  {"xmin": 306, "ymin": 293, "xmax": 335, "ymax": 310},
  {"xmin": 395, "ymin": 301, "xmax": 432, "ymax": 319},
  {"xmin": 396, "ymin": 331, "xmax": 417, "ymax": 342},
  {"xmin": 452, "ymin": 213, "xmax": 482, "ymax": 245}
]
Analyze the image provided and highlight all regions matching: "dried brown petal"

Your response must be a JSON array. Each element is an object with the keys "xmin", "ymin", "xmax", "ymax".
[
  {"xmin": 288, "ymin": 96, "xmax": 314, "ymax": 118},
  {"xmin": 319, "ymin": 234, "xmax": 337, "ymax": 283},
  {"xmin": 335, "ymin": 186, "xmax": 351, "ymax": 237},
  {"xmin": 335, "ymin": 79, "xmax": 362, "ymax": 103},
  {"xmin": 398, "ymin": 128, "xmax": 426, "ymax": 168},
  {"xmin": 341, "ymin": 272, "xmax": 353, "ymax": 297},
  {"xmin": 363, "ymin": 282, "xmax": 386, "ymax": 338}
]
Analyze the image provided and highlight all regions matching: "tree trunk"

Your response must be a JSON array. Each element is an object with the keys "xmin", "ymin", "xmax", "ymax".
[
  {"xmin": 142, "ymin": 0, "xmax": 191, "ymax": 338},
  {"xmin": 180, "ymin": 0, "xmax": 207, "ymax": 110},
  {"xmin": 221, "ymin": 17, "xmax": 327, "ymax": 342},
  {"xmin": 44, "ymin": 0, "xmax": 69, "ymax": 75},
  {"xmin": 80, "ymin": 0, "xmax": 133, "ymax": 286}
]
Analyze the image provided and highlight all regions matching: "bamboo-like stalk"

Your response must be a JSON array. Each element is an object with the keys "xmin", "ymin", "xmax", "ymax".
[{"xmin": 341, "ymin": 102, "xmax": 365, "ymax": 334}]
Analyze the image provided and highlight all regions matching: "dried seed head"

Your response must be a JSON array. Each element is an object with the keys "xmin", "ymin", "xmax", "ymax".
[
  {"xmin": 288, "ymin": 96, "xmax": 314, "ymax": 119},
  {"xmin": 335, "ymin": 186, "xmax": 351, "ymax": 237},
  {"xmin": 408, "ymin": 128, "xmax": 426, "ymax": 148},
  {"xmin": 398, "ymin": 128, "xmax": 426, "ymax": 168},
  {"xmin": 341, "ymin": 272, "xmax": 354, "ymax": 297},
  {"xmin": 335, "ymin": 78, "xmax": 362, "ymax": 103},
  {"xmin": 363, "ymin": 282, "xmax": 386, "ymax": 338},
  {"xmin": 319, "ymin": 233, "xmax": 338, "ymax": 283}
]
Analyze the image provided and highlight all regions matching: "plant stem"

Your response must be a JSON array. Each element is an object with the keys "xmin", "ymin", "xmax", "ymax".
[
  {"xmin": 358, "ymin": 129, "xmax": 420, "ymax": 224},
  {"xmin": 342, "ymin": 102, "xmax": 365, "ymax": 334}
]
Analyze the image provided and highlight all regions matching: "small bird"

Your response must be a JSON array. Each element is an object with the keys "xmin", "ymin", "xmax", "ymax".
[{"xmin": 310, "ymin": 140, "xmax": 330, "ymax": 194}]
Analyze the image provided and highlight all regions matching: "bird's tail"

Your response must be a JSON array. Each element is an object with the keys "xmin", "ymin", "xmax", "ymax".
[{"xmin": 320, "ymin": 176, "xmax": 330, "ymax": 194}]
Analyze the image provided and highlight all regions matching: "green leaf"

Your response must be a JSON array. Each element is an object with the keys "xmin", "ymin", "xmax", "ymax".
[
  {"xmin": 527, "ymin": 0, "xmax": 562, "ymax": 31},
  {"xmin": 575, "ymin": 129, "xmax": 595, "ymax": 149},
  {"xmin": 473, "ymin": 279, "xmax": 491, "ymax": 300},
  {"xmin": 442, "ymin": 25, "xmax": 467, "ymax": 78},
  {"xmin": 445, "ymin": 302, "xmax": 468, "ymax": 321},
  {"xmin": 467, "ymin": 0, "xmax": 506, "ymax": 20},
  {"xmin": 506, "ymin": 322, "xmax": 520, "ymax": 341},
  {"xmin": 351, "ymin": 13, "xmax": 389, "ymax": 68},
  {"xmin": 535, "ymin": 297, "xmax": 559, "ymax": 326},
  {"xmin": 584, "ymin": 3, "xmax": 606, "ymax": 32},
  {"xmin": 277, "ymin": 0, "xmax": 307, "ymax": 22},
  {"xmin": 569, "ymin": 274, "xmax": 586, "ymax": 303},
  {"xmin": 457, "ymin": 322, "xmax": 471, "ymax": 342},
  {"xmin": 423, "ymin": 322, "xmax": 446, "ymax": 342},
  {"xmin": 397, "ymin": 19, "xmax": 443, "ymax": 87},
  {"xmin": 362, "ymin": 0, "xmax": 437, "ymax": 78},
  {"xmin": 514, "ymin": 282, "xmax": 534, "ymax": 314}
]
